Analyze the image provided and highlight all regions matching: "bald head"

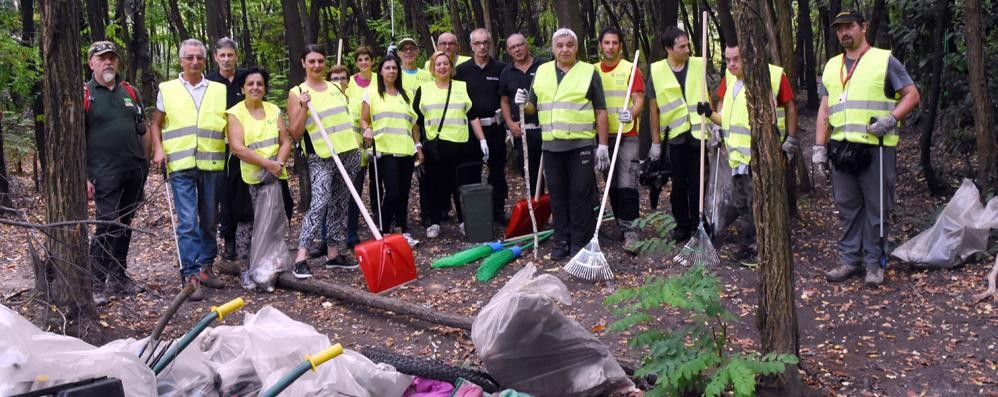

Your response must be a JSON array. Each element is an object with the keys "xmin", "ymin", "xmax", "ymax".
[
  {"xmin": 436, "ymin": 32, "xmax": 460, "ymax": 58},
  {"xmin": 506, "ymin": 33, "xmax": 530, "ymax": 64}
]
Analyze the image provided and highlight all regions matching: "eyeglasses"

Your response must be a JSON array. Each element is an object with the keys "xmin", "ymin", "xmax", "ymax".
[
  {"xmin": 401, "ymin": 46, "xmax": 418, "ymax": 53},
  {"xmin": 330, "ymin": 76, "xmax": 347, "ymax": 81},
  {"xmin": 507, "ymin": 42, "xmax": 526, "ymax": 51},
  {"xmin": 472, "ymin": 41, "xmax": 490, "ymax": 47},
  {"xmin": 438, "ymin": 41, "xmax": 457, "ymax": 47},
  {"xmin": 182, "ymin": 55, "xmax": 205, "ymax": 61}
]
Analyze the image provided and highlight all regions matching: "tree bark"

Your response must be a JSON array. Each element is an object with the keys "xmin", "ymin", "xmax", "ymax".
[
  {"xmin": 125, "ymin": 0, "xmax": 155, "ymax": 104},
  {"xmin": 299, "ymin": 0, "xmax": 320, "ymax": 45},
  {"xmin": 796, "ymin": 0, "xmax": 819, "ymax": 111},
  {"xmin": 731, "ymin": 0, "xmax": 803, "ymax": 394},
  {"xmin": 554, "ymin": 0, "xmax": 586, "ymax": 56},
  {"xmin": 205, "ymin": 0, "xmax": 232, "ymax": 49},
  {"xmin": 114, "ymin": 0, "xmax": 133, "ymax": 80},
  {"xmin": 21, "ymin": 0, "xmax": 45, "ymax": 192},
  {"xmin": 403, "ymin": 0, "xmax": 434, "ymax": 53},
  {"xmin": 238, "ymin": 0, "xmax": 256, "ymax": 66},
  {"xmin": 773, "ymin": 0, "xmax": 796, "ymax": 84},
  {"xmin": 0, "ymin": 111, "xmax": 11, "ymax": 212},
  {"xmin": 348, "ymin": 0, "xmax": 381, "ymax": 53},
  {"xmin": 716, "ymin": 0, "xmax": 738, "ymax": 47},
  {"xmin": 446, "ymin": 0, "xmax": 469, "ymax": 53},
  {"xmin": 964, "ymin": 0, "xmax": 996, "ymax": 195},
  {"xmin": 86, "ymin": 0, "xmax": 109, "ymax": 42},
  {"xmin": 918, "ymin": 0, "xmax": 948, "ymax": 196},
  {"xmin": 39, "ymin": 0, "xmax": 98, "ymax": 341},
  {"xmin": 647, "ymin": 0, "xmax": 679, "ymax": 60},
  {"xmin": 282, "ymin": 0, "xmax": 310, "ymax": 211},
  {"xmin": 165, "ymin": 0, "xmax": 190, "ymax": 41},
  {"xmin": 823, "ymin": 0, "xmax": 842, "ymax": 60},
  {"xmin": 867, "ymin": 0, "xmax": 886, "ymax": 46}
]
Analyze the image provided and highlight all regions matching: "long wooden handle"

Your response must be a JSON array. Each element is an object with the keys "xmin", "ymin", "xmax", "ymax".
[
  {"xmin": 698, "ymin": 10, "xmax": 709, "ymax": 216},
  {"xmin": 594, "ymin": 50, "xmax": 641, "ymax": 233},
  {"xmin": 337, "ymin": 38, "xmax": 343, "ymax": 65}
]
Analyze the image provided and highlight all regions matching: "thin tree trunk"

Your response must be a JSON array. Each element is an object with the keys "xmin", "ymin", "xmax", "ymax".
[
  {"xmin": 205, "ymin": 0, "xmax": 232, "ymax": 49},
  {"xmin": 21, "ymin": 0, "xmax": 44, "ymax": 192},
  {"xmin": 126, "ymin": 0, "xmax": 155, "ymax": 103},
  {"xmin": 238, "ymin": 0, "xmax": 256, "ymax": 66},
  {"xmin": 797, "ymin": 0, "xmax": 819, "ymax": 111},
  {"xmin": 446, "ymin": 0, "xmax": 469, "ymax": 53},
  {"xmin": 0, "ymin": 111, "xmax": 11, "ymax": 212},
  {"xmin": 918, "ymin": 0, "xmax": 948, "ymax": 196},
  {"xmin": 867, "ymin": 0, "xmax": 886, "ymax": 46},
  {"xmin": 115, "ymin": 0, "xmax": 133, "ymax": 80},
  {"xmin": 732, "ymin": 0, "xmax": 802, "ymax": 394},
  {"xmin": 165, "ymin": 0, "xmax": 190, "ymax": 41},
  {"xmin": 523, "ymin": 0, "xmax": 542, "ymax": 49},
  {"xmin": 86, "ymin": 0, "xmax": 109, "ymax": 41},
  {"xmin": 348, "ymin": 0, "xmax": 381, "ymax": 53},
  {"xmin": 403, "ymin": 0, "xmax": 433, "ymax": 53},
  {"xmin": 823, "ymin": 0, "xmax": 841, "ymax": 59},
  {"xmin": 716, "ymin": 0, "xmax": 737, "ymax": 47},
  {"xmin": 39, "ymin": 0, "xmax": 98, "ymax": 342},
  {"xmin": 554, "ymin": 0, "xmax": 585, "ymax": 55},
  {"xmin": 773, "ymin": 0, "xmax": 796, "ymax": 83},
  {"xmin": 281, "ymin": 0, "xmax": 310, "ymax": 211},
  {"xmin": 964, "ymin": 0, "xmax": 996, "ymax": 195}
]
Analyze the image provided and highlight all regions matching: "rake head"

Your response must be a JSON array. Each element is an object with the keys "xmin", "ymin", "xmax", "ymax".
[
  {"xmin": 562, "ymin": 238, "xmax": 614, "ymax": 281},
  {"xmin": 673, "ymin": 223, "xmax": 720, "ymax": 267}
]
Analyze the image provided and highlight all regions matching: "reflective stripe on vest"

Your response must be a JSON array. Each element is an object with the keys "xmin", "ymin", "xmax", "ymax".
[
  {"xmin": 721, "ymin": 64, "xmax": 785, "ymax": 168},
  {"xmin": 297, "ymin": 81, "xmax": 358, "ymax": 157},
  {"xmin": 596, "ymin": 59, "xmax": 636, "ymax": 133},
  {"xmin": 650, "ymin": 57, "xmax": 706, "ymax": 141},
  {"xmin": 533, "ymin": 60, "xmax": 596, "ymax": 141},
  {"xmin": 228, "ymin": 101, "xmax": 288, "ymax": 184},
  {"xmin": 368, "ymin": 90, "xmax": 417, "ymax": 155},
  {"xmin": 419, "ymin": 80, "xmax": 472, "ymax": 142},
  {"xmin": 160, "ymin": 79, "xmax": 227, "ymax": 172},
  {"xmin": 821, "ymin": 48, "xmax": 899, "ymax": 146}
]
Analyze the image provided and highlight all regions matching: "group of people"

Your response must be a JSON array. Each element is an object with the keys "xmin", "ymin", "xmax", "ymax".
[{"xmin": 83, "ymin": 9, "xmax": 917, "ymax": 304}]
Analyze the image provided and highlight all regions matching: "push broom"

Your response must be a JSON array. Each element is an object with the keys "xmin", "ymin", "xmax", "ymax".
[
  {"xmin": 431, "ymin": 229, "xmax": 553, "ymax": 268},
  {"xmin": 674, "ymin": 11, "xmax": 720, "ymax": 267},
  {"xmin": 476, "ymin": 232, "xmax": 552, "ymax": 282},
  {"xmin": 562, "ymin": 49, "xmax": 641, "ymax": 281}
]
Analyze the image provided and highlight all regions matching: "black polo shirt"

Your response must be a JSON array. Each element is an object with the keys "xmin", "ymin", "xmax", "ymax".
[
  {"xmin": 498, "ymin": 58, "xmax": 542, "ymax": 125},
  {"xmin": 206, "ymin": 68, "xmax": 247, "ymax": 108},
  {"xmin": 455, "ymin": 57, "xmax": 507, "ymax": 119},
  {"xmin": 84, "ymin": 78, "xmax": 147, "ymax": 179}
]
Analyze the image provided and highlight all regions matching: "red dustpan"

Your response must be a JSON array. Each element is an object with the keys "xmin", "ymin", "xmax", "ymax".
[
  {"xmin": 306, "ymin": 102, "xmax": 417, "ymax": 294},
  {"xmin": 505, "ymin": 161, "xmax": 550, "ymax": 238}
]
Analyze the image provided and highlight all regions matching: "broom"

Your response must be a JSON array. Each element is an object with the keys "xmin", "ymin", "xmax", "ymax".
[
  {"xmin": 562, "ymin": 49, "xmax": 641, "ymax": 281},
  {"xmin": 477, "ymin": 233, "xmax": 552, "ymax": 282},
  {"xmin": 674, "ymin": 11, "xmax": 720, "ymax": 267},
  {"xmin": 431, "ymin": 230, "xmax": 554, "ymax": 268}
]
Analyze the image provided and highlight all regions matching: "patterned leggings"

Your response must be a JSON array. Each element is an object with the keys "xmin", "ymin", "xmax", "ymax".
[{"xmin": 298, "ymin": 151, "xmax": 361, "ymax": 249}]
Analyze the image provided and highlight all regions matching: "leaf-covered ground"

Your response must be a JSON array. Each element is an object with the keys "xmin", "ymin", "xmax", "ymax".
[{"xmin": 2, "ymin": 114, "xmax": 996, "ymax": 396}]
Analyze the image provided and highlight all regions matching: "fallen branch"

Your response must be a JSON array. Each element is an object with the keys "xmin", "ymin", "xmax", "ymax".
[
  {"xmin": 0, "ymin": 218, "xmax": 155, "ymax": 235},
  {"xmin": 217, "ymin": 263, "xmax": 474, "ymax": 330},
  {"xmin": 973, "ymin": 256, "xmax": 998, "ymax": 303}
]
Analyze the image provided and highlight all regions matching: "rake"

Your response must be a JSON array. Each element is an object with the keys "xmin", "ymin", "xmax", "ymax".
[
  {"xmin": 563, "ymin": 50, "xmax": 641, "ymax": 281},
  {"xmin": 674, "ymin": 11, "xmax": 720, "ymax": 267}
]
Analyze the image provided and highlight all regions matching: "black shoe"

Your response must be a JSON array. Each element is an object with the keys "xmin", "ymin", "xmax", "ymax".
[
  {"xmin": 292, "ymin": 261, "xmax": 313, "ymax": 279},
  {"xmin": 222, "ymin": 239, "xmax": 236, "ymax": 261},
  {"xmin": 551, "ymin": 242, "xmax": 570, "ymax": 261},
  {"xmin": 325, "ymin": 255, "xmax": 359, "ymax": 270},
  {"xmin": 671, "ymin": 228, "xmax": 691, "ymax": 243},
  {"xmin": 494, "ymin": 212, "xmax": 510, "ymax": 225}
]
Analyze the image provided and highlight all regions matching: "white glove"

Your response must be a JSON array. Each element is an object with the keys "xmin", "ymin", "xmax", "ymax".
[
  {"xmin": 513, "ymin": 88, "xmax": 528, "ymax": 106},
  {"xmin": 867, "ymin": 114, "xmax": 897, "ymax": 138},
  {"xmin": 782, "ymin": 135, "xmax": 799, "ymax": 155},
  {"xmin": 480, "ymin": 139, "xmax": 490, "ymax": 162},
  {"xmin": 595, "ymin": 144, "xmax": 610, "ymax": 171},
  {"xmin": 648, "ymin": 143, "xmax": 661, "ymax": 161},
  {"xmin": 618, "ymin": 108, "xmax": 633, "ymax": 124},
  {"xmin": 812, "ymin": 145, "xmax": 829, "ymax": 176}
]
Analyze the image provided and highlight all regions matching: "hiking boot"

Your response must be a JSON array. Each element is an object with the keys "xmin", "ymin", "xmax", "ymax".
[
  {"xmin": 325, "ymin": 255, "xmax": 359, "ymax": 270},
  {"xmin": 865, "ymin": 264, "xmax": 884, "ymax": 287},
  {"xmin": 107, "ymin": 275, "xmax": 144, "ymax": 295},
  {"xmin": 426, "ymin": 224, "xmax": 441, "ymax": 239},
  {"xmin": 222, "ymin": 239, "xmax": 236, "ymax": 261},
  {"xmin": 239, "ymin": 271, "xmax": 256, "ymax": 291},
  {"xmin": 824, "ymin": 263, "xmax": 863, "ymax": 282},
  {"xmin": 186, "ymin": 275, "xmax": 205, "ymax": 302},
  {"xmin": 623, "ymin": 231, "xmax": 641, "ymax": 254},
  {"xmin": 292, "ymin": 261, "xmax": 313, "ymax": 279},
  {"xmin": 551, "ymin": 242, "xmax": 570, "ymax": 261},
  {"xmin": 199, "ymin": 265, "xmax": 225, "ymax": 289},
  {"xmin": 403, "ymin": 232, "xmax": 420, "ymax": 248}
]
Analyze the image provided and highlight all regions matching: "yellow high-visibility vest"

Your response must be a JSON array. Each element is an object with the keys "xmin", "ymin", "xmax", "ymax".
[
  {"xmin": 418, "ymin": 80, "xmax": 472, "ymax": 142},
  {"xmin": 721, "ymin": 64, "xmax": 786, "ymax": 168},
  {"xmin": 596, "ymin": 59, "xmax": 638, "ymax": 134},
  {"xmin": 401, "ymin": 68, "xmax": 433, "ymax": 99},
  {"xmin": 159, "ymin": 79, "xmax": 227, "ymax": 172},
  {"xmin": 293, "ymin": 81, "xmax": 358, "ymax": 157},
  {"xmin": 346, "ymin": 73, "xmax": 378, "ymax": 136},
  {"xmin": 227, "ymin": 101, "xmax": 288, "ymax": 184},
  {"xmin": 533, "ymin": 60, "xmax": 596, "ymax": 141},
  {"xmin": 821, "ymin": 47, "xmax": 899, "ymax": 146},
  {"xmin": 424, "ymin": 55, "xmax": 471, "ymax": 74},
  {"xmin": 367, "ymin": 87, "xmax": 417, "ymax": 156},
  {"xmin": 649, "ymin": 57, "xmax": 706, "ymax": 141}
]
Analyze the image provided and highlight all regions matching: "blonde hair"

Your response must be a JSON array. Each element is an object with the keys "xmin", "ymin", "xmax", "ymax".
[{"xmin": 428, "ymin": 51, "xmax": 454, "ymax": 78}]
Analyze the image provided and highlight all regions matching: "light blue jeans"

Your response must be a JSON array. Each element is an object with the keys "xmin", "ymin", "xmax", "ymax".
[{"xmin": 169, "ymin": 169, "xmax": 223, "ymax": 279}]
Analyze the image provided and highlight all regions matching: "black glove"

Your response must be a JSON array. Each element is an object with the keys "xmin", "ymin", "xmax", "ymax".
[{"xmin": 696, "ymin": 102, "xmax": 713, "ymax": 117}]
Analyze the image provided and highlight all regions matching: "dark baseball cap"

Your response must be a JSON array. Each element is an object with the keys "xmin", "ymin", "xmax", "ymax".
[
  {"xmin": 831, "ymin": 10, "xmax": 865, "ymax": 27},
  {"xmin": 398, "ymin": 38, "xmax": 419, "ymax": 49},
  {"xmin": 88, "ymin": 41, "xmax": 118, "ymax": 58}
]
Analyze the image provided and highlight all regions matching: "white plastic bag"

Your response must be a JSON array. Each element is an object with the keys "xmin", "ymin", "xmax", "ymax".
[
  {"xmin": 249, "ymin": 181, "xmax": 292, "ymax": 288},
  {"xmin": 893, "ymin": 179, "xmax": 998, "ymax": 268},
  {"xmin": 471, "ymin": 264, "xmax": 633, "ymax": 397}
]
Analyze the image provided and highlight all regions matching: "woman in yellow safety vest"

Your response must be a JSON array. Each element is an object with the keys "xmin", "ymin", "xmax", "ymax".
[
  {"xmin": 360, "ymin": 55, "xmax": 421, "ymax": 246},
  {"xmin": 413, "ymin": 51, "xmax": 488, "ymax": 239},
  {"xmin": 225, "ymin": 67, "xmax": 292, "ymax": 291},
  {"xmin": 346, "ymin": 46, "xmax": 378, "ymax": 135},
  {"xmin": 287, "ymin": 44, "xmax": 361, "ymax": 278}
]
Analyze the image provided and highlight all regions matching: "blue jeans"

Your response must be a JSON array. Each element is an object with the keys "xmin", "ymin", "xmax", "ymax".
[{"xmin": 169, "ymin": 169, "xmax": 222, "ymax": 279}]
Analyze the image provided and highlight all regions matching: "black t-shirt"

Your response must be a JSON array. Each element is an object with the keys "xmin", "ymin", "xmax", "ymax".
[
  {"xmin": 206, "ymin": 68, "xmax": 247, "ymax": 109},
  {"xmin": 85, "ymin": 79, "xmax": 147, "ymax": 179},
  {"xmin": 498, "ymin": 58, "xmax": 541, "ymax": 124},
  {"xmin": 454, "ymin": 57, "xmax": 507, "ymax": 119}
]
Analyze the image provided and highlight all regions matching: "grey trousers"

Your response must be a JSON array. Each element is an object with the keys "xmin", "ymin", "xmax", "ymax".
[
  {"xmin": 831, "ymin": 145, "xmax": 896, "ymax": 268},
  {"xmin": 732, "ymin": 173, "xmax": 755, "ymax": 242},
  {"xmin": 603, "ymin": 136, "xmax": 640, "ymax": 230}
]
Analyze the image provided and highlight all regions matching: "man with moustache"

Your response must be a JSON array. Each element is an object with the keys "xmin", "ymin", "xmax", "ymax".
[
  {"xmin": 84, "ymin": 41, "xmax": 149, "ymax": 304},
  {"xmin": 814, "ymin": 11, "xmax": 919, "ymax": 287},
  {"xmin": 499, "ymin": 33, "xmax": 544, "ymax": 197}
]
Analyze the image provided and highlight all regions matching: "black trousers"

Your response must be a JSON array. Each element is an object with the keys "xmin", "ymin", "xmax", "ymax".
[
  {"xmin": 90, "ymin": 167, "xmax": 146, "ymax": 284},
  {"xmin": 668, "ymin": 138, "xmax": 707, "ymax": 234},
  {"xmin": 512, "ymin": 127, "xmax": 545, "ymax": 197},
  {"xmin": 483, "ymin": 124, "xmax": 508, "ymax": 216},
  {"xmin": 544, "ymin": 147, "xmax": 597, "ymax": 250},
  {"xmin": 219, "ymin": 154, "xmax": 252, "ymax": 242},
  {"xmin": 370, "ymin": 155, "xmax": 415, "ymax": 233},
  {"xmin": 425, "ymin": 140, "xmax": 480, "ymax": 225}
]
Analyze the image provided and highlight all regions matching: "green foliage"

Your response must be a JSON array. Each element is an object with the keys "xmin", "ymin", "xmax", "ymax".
[
  {"xmin": 0, "ymin": 6, "xmax": 39, "ymax": 109},
  {"xmin": 630, "ymin": 210, "xmax": 677, "ymax": 255},
  {"xmin": 606, "ymin": 264, "xmax": 798, "ymax": 396}
]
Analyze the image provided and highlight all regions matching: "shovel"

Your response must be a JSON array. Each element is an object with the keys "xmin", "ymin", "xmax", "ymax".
[{"xmin": 306, "ymin": 102, "xmax": 417, "ymax": 294}]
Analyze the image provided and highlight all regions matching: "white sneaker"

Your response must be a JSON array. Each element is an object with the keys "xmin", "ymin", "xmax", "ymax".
[
  {"xmin": 403, "ymin": 232, "xmax": 420, "ymax": 247},
  {"xmin": 426, "ymin": 224, "xmax": 440, "ymax": 239}
]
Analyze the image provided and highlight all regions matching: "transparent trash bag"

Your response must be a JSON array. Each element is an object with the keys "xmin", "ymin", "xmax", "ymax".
[{"xmin": 249, "ymin": 180, "xmax": 292, "ymax": 289}]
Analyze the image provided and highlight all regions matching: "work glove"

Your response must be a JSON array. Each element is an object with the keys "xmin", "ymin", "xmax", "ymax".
[
  {"xmin": 696, "ymin": 101, "xmax": 713, "ymax": 117},
  {"xmin": 618, "ymin": 108, "xmax": 633, "ymax": 124},
  {"xmin": 812, "ymin": 145, "xmax": 830, "ymax": 177},
  {"xmin": 782, "ymin": 135, "xmax": 799, "ymax": 155},
  {"xmin": 480, "ymin": 139, "xmax": 490, "ymax": 162},
  {"xmin": 513, "ymin": 88, "xmax": 528, "ymax": 106},
  {"xmin": 867, "ymin": 114, "xmax": 897, "ymax": 138},
  {"xmin": 648, "ymin": 143, "xmax": 662, "ymax": 161},
  {"xmin": 595, "ymin": 144, "xmax": 610, "ymax": 171}
]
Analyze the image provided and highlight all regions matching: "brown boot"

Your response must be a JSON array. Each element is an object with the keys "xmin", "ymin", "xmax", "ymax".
[
  {"xmin": 199, "ymin": 265, "xmax": 225, "ymax": 289},
  {"xmin": 187, "ymin": 275, "xmax": 205, "ymax": 302}
]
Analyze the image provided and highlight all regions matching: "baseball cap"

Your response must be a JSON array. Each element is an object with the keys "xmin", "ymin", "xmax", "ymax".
[
  {"xmin": 398, "ymin": 38, "xmax": 419, "ymax": 49},
  {"xmin": 88, "ymin": 41, "xmax": 118, "ymax": 58},
  {"xmin": 831, "ymin": 10, "xmax": 865, "ymax": 27}
]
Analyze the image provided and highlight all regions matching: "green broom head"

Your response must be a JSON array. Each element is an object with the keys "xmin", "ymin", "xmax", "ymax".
[
  {"xmin": 477, "ymin": 245, "xmax": 522, "ymax": 282},
  {"xmin": 432, "ymin": 242, "xmax": 504, "ymax": 268}
]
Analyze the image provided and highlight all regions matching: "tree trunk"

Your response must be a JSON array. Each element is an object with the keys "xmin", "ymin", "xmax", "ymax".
[
  {"xmin": 114, "ymin": 0, "xmax": 132, "ymax": 80},
  {"xmin": 281, "ymin": 0, "xmax": 310, "ymax": 211},
  {"xmin": 299, "ymin": 0, "xmax": 320, "ymax": 45},
  {"xmin": 238, "ymin": 0, "xmax": 256, "ymax": 66},
  {"xmin": 0, "ymin": 111, "xmax": 11, "ymax": 212},
  {"xmin": 446, "ymin": 0, "xmax": 469, "ymax": 53},
  {"xmin": 403, "ymin": 0, "xmax": 434, "ymax": 53},
  {"xmin": 554, "ymin": 0, "xmax": 585, "ymax": 55},
  {"xmin": 86, "ymin": 0, "xmax": 109, "ymax": 41},
  {"xmin": 348, "ymin": 0, "xmax": 381, "ymax": 53},
  {"xmin": 823, "ymin": 0, "xmax": 841, "ymax": 60},
  {"xmin": 205, "ymin": 0, "xmax": 232, "ymax": 49},
  {"xmin": 867, "ymin": 0, "xmax": 886, "ymax": 46},
  {"xmin": 796, "ymin": 0, "xmax": 819, "ymax": 111},
  {"xmin": 165, "ymin": 0, "xmax": 190, "ymax": 41},
  {"xmin": 491, "ymin": 0, "xmax": 517, "ymax": 45},
  {"xmin": 647, "ymin": 0, "xmax": 679, "ymax": 60},
  {"xmin": 965, "ymin": 0, "xmax": 996, "ymax": 195},
  {"xmin": 523, "ymin": 0, "xmax": 543, "ymax": 49},
  {"xmin": 918, "ymin": 0, "xmax": 948, "ymax": 196},
  {"xmin": 773, "ymin": 0, "xmax": 796, "ymax": 84},
  {"xmin": 716, "ymin": 0, "xmax": 738, "ymax": 47},
  {"xmin": 39, "ymin": 0, "xmax": 98, "ymax": 341},
  {"xmin": 21, "ymin": 0, "xmax": 44, "ymax": 192},
  {"xmin": 731, "ymin": 0, "xmax": 803, "ymax": 394},
  {"xmin": 125, "ymin": 0, "xmax": 155, "ymax": 103}
]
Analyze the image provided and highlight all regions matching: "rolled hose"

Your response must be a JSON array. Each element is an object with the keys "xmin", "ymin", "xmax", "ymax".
[
  {"xmin": 259, "ymin": 344, "xmax": 344, "ymax": 397},
  {"xmin": 359, "ymin": 346, "xmax": 501, "ymax": 392},
  {"xmin": 152, "ymin": 297, "xmax": 245, "ymax": 374}
]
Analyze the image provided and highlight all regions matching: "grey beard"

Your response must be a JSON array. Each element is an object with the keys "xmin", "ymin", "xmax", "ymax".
[{"xmin": 101, "ymin": 71, "xmax": 116, "ymax": 84}]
